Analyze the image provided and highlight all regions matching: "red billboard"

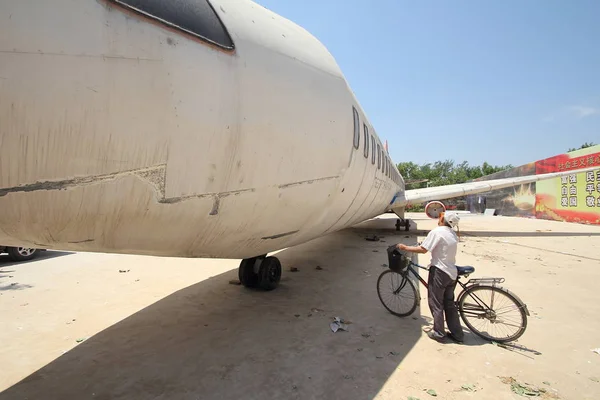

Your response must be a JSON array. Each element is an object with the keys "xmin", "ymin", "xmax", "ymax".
[{"xmin": 535, "ymin": 149, "xmax": 600, "ymax": 224}]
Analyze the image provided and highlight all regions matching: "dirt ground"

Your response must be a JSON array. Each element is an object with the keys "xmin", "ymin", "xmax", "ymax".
[{"xmin": 1, "ymin": 212, "xmax": 600, "ymax": 400}]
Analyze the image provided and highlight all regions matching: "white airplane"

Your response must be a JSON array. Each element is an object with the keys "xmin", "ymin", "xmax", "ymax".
[{"xmin": 1, "ymin": 0, "xmax": 597, "ymax": 290}]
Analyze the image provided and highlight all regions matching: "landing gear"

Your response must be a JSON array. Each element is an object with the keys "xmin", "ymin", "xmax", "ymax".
[
  {"xmin": 238, "ymin": 255, "xmax": 282, "ymax": 291},
  {"xmin": 395, "ymin": 218, "xmax": 411, "ymax": 232}
]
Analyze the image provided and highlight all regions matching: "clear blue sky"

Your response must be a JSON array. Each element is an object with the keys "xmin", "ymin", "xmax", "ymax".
[{"xmin": 254, "ymin": 0, "xmax": 599, "ymax": 167}]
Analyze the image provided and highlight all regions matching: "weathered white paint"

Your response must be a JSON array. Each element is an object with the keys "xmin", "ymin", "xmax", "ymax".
[{"xmin": 0, "ymin": 0, "xmax": 402, "ymax": 259}]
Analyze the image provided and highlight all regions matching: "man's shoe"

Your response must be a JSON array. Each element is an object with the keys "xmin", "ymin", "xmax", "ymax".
[{"xmin": 427, "ymin": 330, "xmax": 446, "ymax": 343}]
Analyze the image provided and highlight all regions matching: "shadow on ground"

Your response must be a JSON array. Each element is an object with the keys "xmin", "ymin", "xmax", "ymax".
[
  {"xmin": 0, "ymin": 282, "xmax": 33, "ymax": 292},
  {"xmin": 0, "ymin": 219, "xmax": 423, "ymax": 400}
]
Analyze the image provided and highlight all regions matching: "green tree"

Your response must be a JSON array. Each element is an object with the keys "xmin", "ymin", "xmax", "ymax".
[{"xmin": 568, "ymin": 142, "xmax": 596, "ymax": 152}]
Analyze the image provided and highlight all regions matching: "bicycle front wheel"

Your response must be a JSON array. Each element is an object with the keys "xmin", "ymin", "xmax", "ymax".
[
  {"xmin": 458, "ymin": 285, "xmax": 528, "ymax": 343},
  {"xmin": 377, "ymin": 270, "xmax": 418, "ymax": 317}
]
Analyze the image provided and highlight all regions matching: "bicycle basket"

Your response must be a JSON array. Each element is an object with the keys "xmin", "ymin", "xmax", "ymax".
[{"xmin": 387, "ymin": 246, "xmax": 410, "ymax": 272}]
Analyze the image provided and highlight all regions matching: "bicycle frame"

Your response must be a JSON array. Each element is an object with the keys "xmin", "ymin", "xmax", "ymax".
[{"xmin": 395, "ymin": 260, "xmax": 510, "ymax": 317}]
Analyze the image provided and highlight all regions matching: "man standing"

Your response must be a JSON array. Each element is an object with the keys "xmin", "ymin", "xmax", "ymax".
[{"xmin": 396, "ymin": 211, "xmax": 464, "ymax": 343}]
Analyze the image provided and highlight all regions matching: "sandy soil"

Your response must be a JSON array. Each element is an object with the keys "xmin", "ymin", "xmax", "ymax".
[{"xmin": 1, "ymin": 213, "xmax": 599, "ymax": 400}]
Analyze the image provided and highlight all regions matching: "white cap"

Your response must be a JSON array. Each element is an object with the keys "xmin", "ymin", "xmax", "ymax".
[{"xmin": 444, "ymin": 212, "xmax": 460, "ymax": 229}]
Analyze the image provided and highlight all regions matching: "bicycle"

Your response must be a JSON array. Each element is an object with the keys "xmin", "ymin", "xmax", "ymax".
[{"xmin": 376, "ymin": 245, "xmax": 529, "ymax": 343}]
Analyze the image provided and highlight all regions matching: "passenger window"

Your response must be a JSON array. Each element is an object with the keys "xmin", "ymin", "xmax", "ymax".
[
  {"xmin": 112, "ymin": 0, "xmax": 234, "ymax": 49},
  {"xmin": 371, "ymin": 136, "xmax": 376, "ymax": 164},
  {"xmin": 352, "ymin": 107, "xmax": 360, "ymax": 149},
  {"xmin": 377, "ymin": 144, "xmax": 381, "ymax": 169},
  {"xmin": 363, "ymin": 124, "xmax": 369, "ymax": 158}
]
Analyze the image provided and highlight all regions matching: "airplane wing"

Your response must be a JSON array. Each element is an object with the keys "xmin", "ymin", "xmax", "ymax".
[{"xmin": 391, "ymin": 166, "xmax": 599, "ymax": 208}]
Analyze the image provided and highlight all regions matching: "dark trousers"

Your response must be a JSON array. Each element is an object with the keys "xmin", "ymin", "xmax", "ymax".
[{"xmin": 428, "ymin": 266, "xmax": 464, "ymax": 340}]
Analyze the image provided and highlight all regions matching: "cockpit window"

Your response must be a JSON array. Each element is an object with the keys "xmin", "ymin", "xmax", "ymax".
[{"xmin": 111, "ymin": 0, "xmax": 234, "ymax": 49}]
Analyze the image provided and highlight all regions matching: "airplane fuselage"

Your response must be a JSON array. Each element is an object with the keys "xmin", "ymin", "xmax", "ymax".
[{"xmin": 0, "ymin": 0, "xmax": 403, "ymax": 259}]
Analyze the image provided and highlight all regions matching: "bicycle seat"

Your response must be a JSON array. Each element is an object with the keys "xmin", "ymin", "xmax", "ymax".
[{"xmin": 456, "ymin": 266, "xmax": 475, "ymax": 276}]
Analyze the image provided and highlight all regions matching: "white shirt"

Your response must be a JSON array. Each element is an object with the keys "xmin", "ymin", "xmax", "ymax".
[{"xmin": 420, "ymin": 226, "xmax": 459, "ymax": 280}]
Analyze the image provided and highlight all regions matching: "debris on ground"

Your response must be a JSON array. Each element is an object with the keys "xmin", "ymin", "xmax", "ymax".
[
  {"xmin": 311, "ymin": 308, "xmax": 324, "ymax": 313},
  {"xmin": 315, "ymin": 266, "xmax": 323, "ymax": 270},
  {"xmin": 362, "ymin": 333, "xmax": 371, "ymax": 338},
  {"xmin": 294, "ymin": 314, "xmax": 300, "ymax": 318},
  {"xmin": 407, "ymin": 397, "xmax": 421, "ymax": 400},
  {"xmin": 590, "ymin": 377, "xmax": 599, "ymax": 383},
  {"xmin": 290, "ymin": 267, "xmax": 299, "ymax": 272},
  {"xmin": 460, "ymin": 384, "xmax": 478, "ymax": 392},
  {"xmin": 228, "ymin": 280, "xmax": 241, "ymax": 285},
  {"xmin": 330, "ymin": 317, "xmax": 350, "ymax": 332},
  {"xmin": 381, "ymin": 264, "xmax": 388, "ymax": 268},
  {"xmin": 118, "ymin": 269, "xmax": 130, "ymax": 273},
  {"xmin": 372, "ymin": 250, "xmax": 379, "ymax": 252},
  {"xmin": 499, "ymin": 376, "xmax": 558, "ymax": 398},
  {"xmin": 425, "ymin": 389, "xmax": 437, "ymax": 396},
  {"xmin": 389, "ymin": 351, "xmax": 400, "ymax": 356},
  {"xmin": 591, "ymin": 348, "xmax": 600, "ymax": 355},
  {"xmin": 76, "ymin": 337, "xmax": 87, "ymax": 343}
]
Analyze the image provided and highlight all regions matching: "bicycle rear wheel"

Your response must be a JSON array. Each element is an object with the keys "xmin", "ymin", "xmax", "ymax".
[
  {"xmin": 377, "ymin": 270, "xmax": 418, "ymax": 317},
  {"xmin": 458, "ymin": 285, "xmax": 528, "ymax": 343}
]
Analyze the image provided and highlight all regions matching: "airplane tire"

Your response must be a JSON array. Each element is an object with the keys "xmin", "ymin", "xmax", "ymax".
[
  {"xmin": 258, "ymin": 256, "xmax": 282, "ymax": 291},
  {"xmin": 239, "ymin": 258, "xmax": 259, "ymax": 288}
]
